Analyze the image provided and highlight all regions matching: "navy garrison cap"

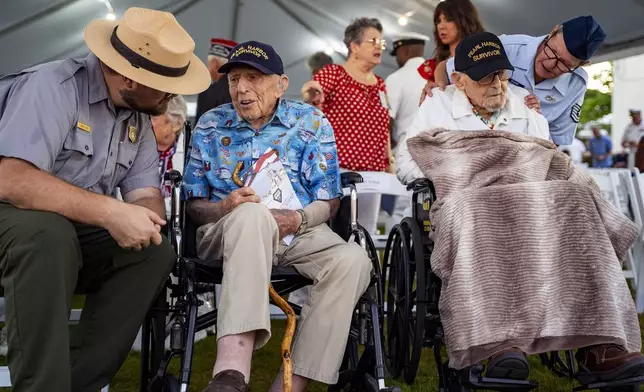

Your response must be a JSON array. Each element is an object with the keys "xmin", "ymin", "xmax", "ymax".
[
  {"xmin": 561, "ymin": 15, "xmax": 606, "ymax": 61},
  {"xmin": 218, "ymin": 41, "xmax": 284, "ymax": 75}
]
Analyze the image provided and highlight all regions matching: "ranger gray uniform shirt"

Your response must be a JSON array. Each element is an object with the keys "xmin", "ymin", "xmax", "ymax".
[{"xmin": 0, "ymin": 53, "xmax": 159, "ymax": 197}]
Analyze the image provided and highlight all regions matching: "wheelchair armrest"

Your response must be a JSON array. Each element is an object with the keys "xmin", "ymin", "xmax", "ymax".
[
  {"xmin": 406, "ymin": 178, "xmax": 432, "ymax": 192},
  {"xmin": 164, "ymin": 170, "xmax": 183, "ymax": 186},
  {"xmin": 341, "ymin": 172, "xmax": 363, "ymax": 188}
]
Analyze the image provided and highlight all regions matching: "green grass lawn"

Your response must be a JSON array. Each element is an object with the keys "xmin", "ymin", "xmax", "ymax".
[
  {"xmin": 102, "ymin": 316, "xmax": 644, "ymax": 392},
  {"xmin": 0, "ymin": 295, "xmax": 643, "ymax": 391}
]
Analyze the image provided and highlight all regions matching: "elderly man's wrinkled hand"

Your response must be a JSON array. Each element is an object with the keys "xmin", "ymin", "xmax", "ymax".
[
  {"xmin": 418, "ymin": 80, "xmax": 446, "ymax": 106},
  {"xmin": 224, "ymin": 187, "xmax": 260, "ymax": 213},
  {"xmin": 270, "ymin": 209, "xmax": 302, "ymax": 239},
  {"xmin": 524, "ymin": 94, "xmax": 541, "ymax": 114}
]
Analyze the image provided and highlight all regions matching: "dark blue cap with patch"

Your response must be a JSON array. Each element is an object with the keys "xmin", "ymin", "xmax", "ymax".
[
  {"xmin": 218, "ymin": 41, "xmax": 284, "ymax": 75},
  {"xmin": 561, "ymin": 15, "xmax": 606, "ymax": 61}
]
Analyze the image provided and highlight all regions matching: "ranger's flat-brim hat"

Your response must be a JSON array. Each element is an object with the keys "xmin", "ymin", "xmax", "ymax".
[{"xmin": 84, "ymin": 7, "xmax": 210, "ymax": 95}]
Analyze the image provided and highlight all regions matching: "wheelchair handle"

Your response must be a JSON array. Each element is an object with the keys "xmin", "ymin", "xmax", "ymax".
[
  {"xmin": 164, "ymin": 169, "xmax": 183, "ymax": 186},
  {"xmin": 349, "ymin": 183, "xmax": 358, "ymax": 232},
  {"xmin": 407, "ymin": 178, "xmax": 431, "ymax": 192}
]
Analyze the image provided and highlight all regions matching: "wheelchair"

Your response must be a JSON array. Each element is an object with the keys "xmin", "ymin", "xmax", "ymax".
[
  {"xmin": 139, "ymin": 122, "xmax": 398, "ymax": 392},
  {"xmin": 382, "ymin": 178, "xmax": 644, "ymax": 392}
]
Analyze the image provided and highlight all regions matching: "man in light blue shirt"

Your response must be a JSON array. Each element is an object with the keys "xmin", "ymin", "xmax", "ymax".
[
  {"xmin": 435, "ymin": 16, "xmax": 606, "ymax": 146},
  {"xmin": 588, "ymin": 125, "xmax": 613, "ymax": 168}
]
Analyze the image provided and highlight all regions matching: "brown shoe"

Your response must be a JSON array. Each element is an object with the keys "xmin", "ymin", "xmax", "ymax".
[
  {"xmin": 202, "ymin": 370, "xmax": 248, "ymax": 392},
  {"xmin": 486, "ymin": 348, "xmax": 530, "ymax": 380},
  {"xmin": 576, "ymin": 344, "xmax": 644, "ymax": 385}
]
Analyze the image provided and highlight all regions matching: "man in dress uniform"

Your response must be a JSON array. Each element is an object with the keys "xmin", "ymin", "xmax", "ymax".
[
  {"xmin": 195, "ymin": 38, "xmax": 238, "ymax": 122},
  {"xmin": 431, "ymin": 15, "xmax": 607, "ymax": 146},
  {"xmin": 621, "ymin": 109, "xmax": 644, "ymax": 168},
  {"xmin": 386, "ymin": 32, "xmax": 430, "ymax": 146},
  {"xmin": 0, "ymin": 7, "xmax": 210, "ymax": 391},
  {"xmin": 385, "ymin": 32, "xmax": 429, "ymax": 226}
]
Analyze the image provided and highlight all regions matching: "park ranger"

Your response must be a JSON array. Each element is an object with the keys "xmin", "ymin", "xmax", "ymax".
[{"xmin": 0, "ymin": 7, "xmax": 209, "ymax": 391}]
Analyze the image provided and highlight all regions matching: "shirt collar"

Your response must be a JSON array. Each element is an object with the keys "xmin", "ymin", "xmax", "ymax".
[
  {"xmin": 86, "ymin": 53, "xmax": 110, "ymax": 105},
  {"xmin": 452, "ymin": 87, "xmax": 527, "ymax": 121},
  {"xmin": 515, "ymin": 35, "xmax": 546, "ymax": 72},
  {"xmin": 452, "ymin": 89, "xmax": 476, "ymax": 119},
  {"xmin": 502, "ymin": 87, "xmax": 529, "ymax": 120},
  {"xmin": 229, "ymin": 98, "xmax": 291, "ymax": 129}
]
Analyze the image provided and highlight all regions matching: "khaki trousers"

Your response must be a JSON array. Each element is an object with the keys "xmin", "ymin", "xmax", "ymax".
[{"xmin": 196, "ymin": 203, "xmax": 372, "ymax": 384}]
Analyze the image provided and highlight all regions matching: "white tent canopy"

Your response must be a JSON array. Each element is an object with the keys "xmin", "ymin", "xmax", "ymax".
[{"xmin": 2, "ymin": 0, "xmax": 644, "ymax": 102}]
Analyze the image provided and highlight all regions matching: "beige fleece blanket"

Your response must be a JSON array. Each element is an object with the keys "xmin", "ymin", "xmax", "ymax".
[{"xmin": 407, "ymin": 129, "xmax": 642, "ymax": 370}]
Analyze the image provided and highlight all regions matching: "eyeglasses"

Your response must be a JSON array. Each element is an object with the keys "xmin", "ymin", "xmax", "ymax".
[
  {"xmin": 542, "ymin": 36, "xmax": 579, "ymax": 73},
  {"xmin": 476, "ymin": 69, "xmax": 511, "ymax": 86},
  {"xmin": 364, "ymin": 38, "xmax": 387, "ymax": 50}
]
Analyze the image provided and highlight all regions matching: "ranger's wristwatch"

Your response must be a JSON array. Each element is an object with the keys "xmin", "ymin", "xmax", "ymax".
[{"xmin": 295, "ymin": 209, "xmax": 308, "ymax": 236}]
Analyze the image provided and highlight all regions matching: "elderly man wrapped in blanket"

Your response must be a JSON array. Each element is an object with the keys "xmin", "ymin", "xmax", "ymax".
[{"xmin": 396, "ymin": 32, "xmax": 644, "ymax": 384}]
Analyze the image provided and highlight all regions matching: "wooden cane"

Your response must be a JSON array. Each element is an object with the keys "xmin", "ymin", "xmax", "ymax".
[{"xmin": 269, "ymin": 284, "xmax": 295, "ymax": 392}]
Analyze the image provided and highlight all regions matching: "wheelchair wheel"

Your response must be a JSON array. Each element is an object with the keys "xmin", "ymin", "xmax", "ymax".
[
  {"xmin": 382, "ymin": 223, "xmax": 409, "ymax": 379},
  {"xmin": 162, "ymin": 375, "xmax": 180, "ymax": 392},
  {"xmin": 382, "ymin": 218, "xmax": 428, "ymax": 384},
  {"xmin": 356, "ymin": 222, "xmax": 385, "ymax": 328},
  {"xmin": 600, "ymin": 387, "xmax": 640, "ymax": 392},
  {"xmin": 148, "ymin": 373, "xmax": 180, "ymax": 392},
  {"xmin": 141, "ymin": 288, "xmax": 170, "ymax": 391}
]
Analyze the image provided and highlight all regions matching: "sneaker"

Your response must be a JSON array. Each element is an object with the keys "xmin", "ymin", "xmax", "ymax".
[{"xmin": 202, "ymin": 370, "xmax": 248, "ymax": 392}]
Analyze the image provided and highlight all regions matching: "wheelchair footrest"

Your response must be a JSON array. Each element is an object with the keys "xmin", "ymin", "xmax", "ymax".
[
  {"xmin": 573, "ymin": 375, "xmax": 644, "ymax": 391},
  {"xmin": 468, "ymin": 377, "xmax": 538, "ymax": 391},
  {"xmin": 467, "ymin": 366, "xmax": 538, "ymax": 391}
]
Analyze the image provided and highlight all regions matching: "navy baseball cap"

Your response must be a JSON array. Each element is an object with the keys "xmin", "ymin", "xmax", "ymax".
[
  {"xmin": 454, "ymin": 32, "xmax": 514, "ymax": 82},
  {"xmin": 561, "ymin": 15, "xmax": 606, "ymax": 61},
  {"xmin": 218, "ymin": 41, "xmax": 284, "ymax": 75}
]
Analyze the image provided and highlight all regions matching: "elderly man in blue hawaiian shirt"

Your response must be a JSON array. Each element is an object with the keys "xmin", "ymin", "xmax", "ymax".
[{"xmin": 182, "ymin": 41, "xmax": 372, "ymax": 392}]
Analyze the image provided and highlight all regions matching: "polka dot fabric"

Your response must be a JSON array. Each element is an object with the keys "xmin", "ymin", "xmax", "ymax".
[{"xmin": 314, "ymin": 64, "xmax": 390, "ymax": 172}]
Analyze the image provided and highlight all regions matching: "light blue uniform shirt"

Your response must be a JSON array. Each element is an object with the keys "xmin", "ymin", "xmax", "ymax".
[{"xmin": 447, "ymin": 34, "xmax": 588, "ymax": 146}]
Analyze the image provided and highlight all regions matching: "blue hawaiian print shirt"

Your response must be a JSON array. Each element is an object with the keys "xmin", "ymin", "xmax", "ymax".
[{"xmin": 182, "ymin": 99, "xmax": 342, "ymax": 207}]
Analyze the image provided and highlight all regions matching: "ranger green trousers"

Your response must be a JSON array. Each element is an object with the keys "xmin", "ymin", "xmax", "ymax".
[{"xmin": 0, "ymin": 202, "xmax": 175, "ymax": 392}]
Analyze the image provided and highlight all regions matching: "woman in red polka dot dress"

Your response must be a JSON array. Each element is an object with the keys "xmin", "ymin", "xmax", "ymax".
[{"xmin": 302, "ymin": 17, "xmax": 393, "ymax": 234}]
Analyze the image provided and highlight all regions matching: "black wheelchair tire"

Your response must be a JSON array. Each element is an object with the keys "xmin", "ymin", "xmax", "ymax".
[
  {"xmin": 355, "ymin": 222, "xmax": 385, "ymax": 333},
  {"xmin": 162, "ymin": 374, "xmax": 181, "ymax": 392},
  {"xmin": 141, "ymin": 288, "xmax": 170, "ymax": 392},
  {"xmin": 328, "ymin": 370, "xmax": 380, "ymax": 392},
  {"xmin": 400, "ymin": 217, "xmax": 428, "ymax": 385},
  {"xmin": 382, "ymin": 224, "xmax": 411, "ymax": 379},
  {"xmin": 599, "ymin": 386, "xmax": 641, "ymax": 392},
  {"xmin": 147, "ymin": 373, "xmax": 180, "ymax": 392}
]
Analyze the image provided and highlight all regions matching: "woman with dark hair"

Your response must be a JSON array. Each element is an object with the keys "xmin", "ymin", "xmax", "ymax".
[
  {"xmin": 418, "ymin": 0, "xmax": 485, "ymax": 82},
  {"xmin": 301, "ymin": 17, "xmax": 392, "ymax": 235},
  {"xmin": 417, "ymin": 0, "xmax": 541, "ymax": 112}
]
